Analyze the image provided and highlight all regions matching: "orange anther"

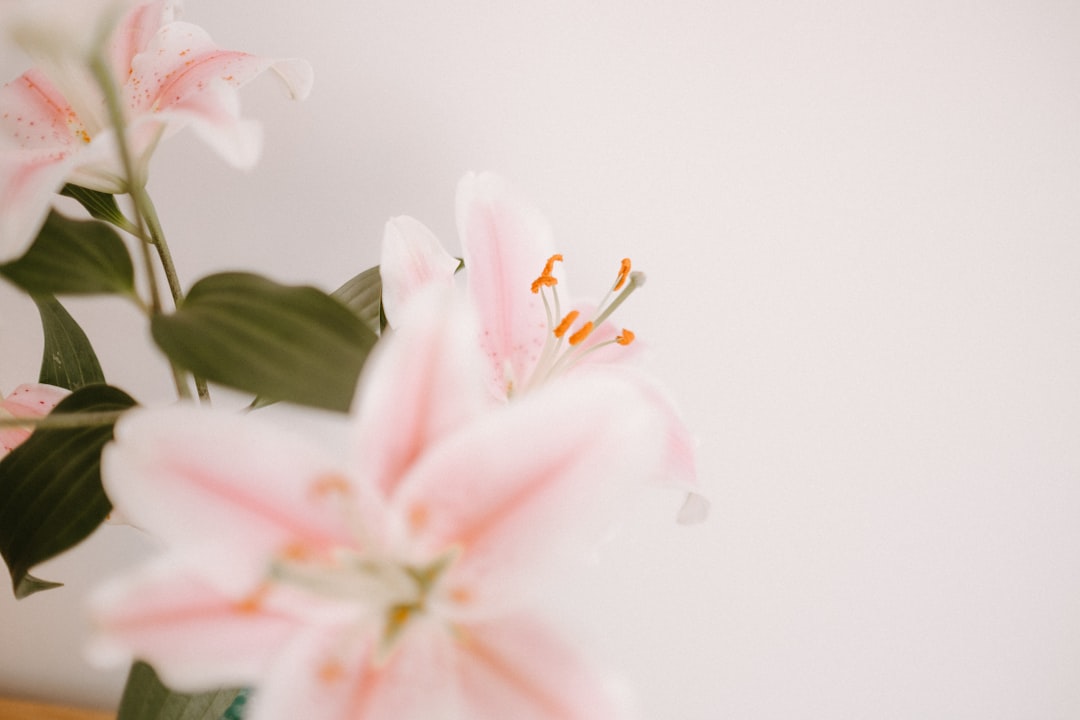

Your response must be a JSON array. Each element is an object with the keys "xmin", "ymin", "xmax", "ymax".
[
  {"xmin": 280, "ymin": 542, "xmax": 311, "ymax": 561},
  {"xmin": 310, "ymin": 473, "xmax": 350, "ymax": 499},
  {"xmin": 236, "ymin": 584, "xmax": 269, "ymax": 614},
  {"xmin": 553, "ymin": 310, "xmax": 580, "ymax": 338},
  {"xmin": 542, "ymin": 254, "xmax": 564, "ymax": 275},
  {"xmin": 568, "ymin": 321, "xmax": 595, "ymax": 346},
  {"xmin": 530, "ymin": 275, "xmax": 558, "ymax": 294},
  {"xmin": 616, "ymin": 328, "xmax": 635, "ymax": 346},
  {"xmin": 530, "ymin": 254, "xmax": 564, "ymax": 293},
  {"xmin": 613, "ymin": 258, "xmax": 632, "ymax": 290},
  {"xmin": 318, "ymin": 659, "xmax": 345, "ymax": 684},
  {"xmin": 408, "ymin": 504, "xmax": 429, "ymax": 532}
]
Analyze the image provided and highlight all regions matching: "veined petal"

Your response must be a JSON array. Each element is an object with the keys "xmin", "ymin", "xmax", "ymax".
[
  {"xmin": 105, "ymin": 0, "xmax": 175, "ymax": 82},
  {"xmin": 581, "ymin": 364, "xmax": 708, "ymax": 524},
  {"xmin": 0, "ymin": 382, "xmax": 70, "ymax": 417},
  {"xmin": 139, "ymin": 79, "xmax": 262, "ymax": 169},
  {"xmin": 250, "ymin": 617, "xmax": 461, "ymax": 720},
  {"xmin": 380, "ymin": 216, "xmax": 460, "ymax": 326},
  {"xmin": 102, "ymin": 405, "xmax": 356, "ymax": 595},
  {"xmin": 0, "ymin": 151, "xmax": 75, "ymax": 261},
  {"xmin": 352, "ymin": 290, "xmax": 490, "ymax": 499},
  {"xmin": 457, "ymin": 172, "xmax": 555, "ymax": 397},
  {"xmin": 0, "ymin": 383, "xmax": 70, "ymax": 456},
  {"xmin": 455, "ymin": 614, "xmax": 622, "ymax": 720},
  {"xmin": 393, "ymin": 373, "xmax": 665, "ymax": 602},
  {"xmin": 87, "ymin": 558, "xmax": 305, "ymax": 690}
]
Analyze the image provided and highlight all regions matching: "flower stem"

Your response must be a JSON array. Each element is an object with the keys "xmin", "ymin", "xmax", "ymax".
[
  {"xmin": 87, "ymin": 52, "xmax": 192, "ymax": 401},
  {"xmin": 0, "ymin": 410, "xmax": 127, "ymax": 430},
  {"xmin": 136, "ymin": 192, "xmax": 211, "ymax": 402}
]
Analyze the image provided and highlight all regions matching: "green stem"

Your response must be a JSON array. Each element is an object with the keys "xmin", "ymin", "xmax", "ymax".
[
  {"xmin": 134, "ymin": 192, "xmax": 211, "ymax": 402},
  {"xmin": 87, "ymin": 53, "xmax": 192, "ymax": 401},
  {"xmin": 0, "ymin": 410, "xmax": 127, "ymax": 430}
]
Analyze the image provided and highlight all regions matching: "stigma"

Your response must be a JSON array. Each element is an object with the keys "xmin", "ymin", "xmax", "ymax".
[{"xmin": 519, "ymin": 253, "xmax": 644, "ymax": 394}]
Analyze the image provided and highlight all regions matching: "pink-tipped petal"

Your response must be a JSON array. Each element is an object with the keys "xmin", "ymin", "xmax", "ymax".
[
  {"xmin": 457, "ymin": 172, "xmax": 556, "ymax": 397},
  {"xmin": 0, "ymin": 69, "xmax": 87, "ymax": 257},
  {"xmin": 0, "ymin": 383, "xmax": 70, "ymax": 454},
  {"xmin": 380, "ymin": 216, "xmax": 460, "ymax": 326},
  {"xmin": 106, "ymin": 0, "xmax": 174, "ymax": 81},
  {"xmin": 395, "ymin": 373, "xmax": 665, "ymax": 602},
  {"xmin": 87, "ymin": 558, "xmax": 304, "ymax": 690},
  {"xmin": 455, "ymin": 615, "xmax": 621, "ymax": 720},
  {"xmin": 352, "ymin": 290, "xmax": 491, "ymax": 499},
  {"xmin": 102, "ymin": 405, "xmax": 356, "ymax": 595},
  {"xmin": 251, "ymin": 617, "xmax": 461, "ymax": 720},
  {"xmin": 124, "ymin": 21, "xmax": 312, "ymax": 167},
  {"xmin": 0, "ymin": 382, "xmax": 70, "ymax": 417}
]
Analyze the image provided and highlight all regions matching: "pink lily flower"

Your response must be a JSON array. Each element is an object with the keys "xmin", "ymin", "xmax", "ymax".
[
  {"xmin": 381, "ymin": 172, "xmax": 709, "ymax": 523},
  {"xmin": 89, "ymin": 292, "xmax": 662, "ymax": 719},
  {"xmin": 0, "ymin": 382, "xmax": 70, "ymax": 457},
  {"xmin": 0, "ymin": 0, "xmax": 313, "ymax": 261}
]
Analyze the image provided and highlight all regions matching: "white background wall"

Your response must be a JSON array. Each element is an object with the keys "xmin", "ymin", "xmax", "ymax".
[{"xmin": 2, "ymin": 1, "xmax": 1079, "ymax": 717}]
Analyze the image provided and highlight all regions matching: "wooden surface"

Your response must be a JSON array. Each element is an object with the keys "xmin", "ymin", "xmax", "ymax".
[{"xmin": 0, "ymin": 697, "xmax": 112, "ymax": 720}]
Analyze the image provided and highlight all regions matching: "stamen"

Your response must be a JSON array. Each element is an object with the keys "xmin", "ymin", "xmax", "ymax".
[
  {"xmin": 568, "ymin": 321, "xmax": 594, "ymax": 346},
  {"xmin": 613, "ymin": 258, "xmax": 632, "ymax": 291},
  {"xmin": 236, "ymin": 583, "xmax": 269, "ymax": 614},
  {"xmin": 318, "ymin": 659, "xmax": 345, "ymax": 684},
  {"xmin": 616, "ymin": 328, "xmax": 635, "ymax": 346},
  {"xmin": 449, "ymin": 587, "xmax": 472, "ymax": 605},
  {"xmin": 408, "ymin": 504, "xmax": 429, "ymax": 532},
  {"xmin": 542, "ymin": 254, "xmax": 564, "ymax": 276},
  {"xmin": 530, "ymin": 254, "xmax": 564, "ymax": 293},
  {"xmin": 553, "ymin": 310, "xmax": 580, "ymax": 338},
  {"xmin": 530, "ymin": 275, "xmax": 557, "ymax": 293},
  {"xmin": 310, "ymin": 473, "xmax": 350, "ymax": 499}
]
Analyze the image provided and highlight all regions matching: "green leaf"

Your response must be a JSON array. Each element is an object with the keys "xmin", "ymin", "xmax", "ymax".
[
  {"xmin": 117, "ymin": 662, "xmax": 243, "ymax": 720},
  {"xmin": 0, "ymin": 210, "xmax": 135, "ymax": 296},
  {"xmin": 60, "ymin": 184, "xmax": 134, "ymax": 232},
  {"xmin": 331, "ymin": 265, "xmax": 383, "ymax": 336},
  {"xmin": 0, "ymin": 385, "xmax": 135, "ymax": 598},
  {"xmin": 33, "ymin": 295, "xmax": 106, "ymax": 391},
  {"xmin": 152, "ymin": 272, "xmax": 378, "ymax": 413}
]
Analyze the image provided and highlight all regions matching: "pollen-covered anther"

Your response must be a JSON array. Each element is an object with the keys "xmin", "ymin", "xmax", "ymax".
[
  {"xmin": 318, "ymin": 659, "xmax": 345, "ymax": 685},
  {"xmin": 553, "ymin": 310, "xmax": 580, "ymax": 338},
  {"xmin": 310, "ymin": 473, "xmax": 350, "ymax": 499},
  {"xmin": 408, "ymin": 503, "xmax": 430, "ymax": 532},
  {"xmin": 530, "ymin": 253, "xmax": 564, "ymax": 293},
  {"xmin": 613, "ymin": 258, "xmax": 632, "ymax": 291},
  {"xmin": 616, "ymin": 328, "xmax": 635, "ymax": 346},
  {"xmin": 568, "ymin": 321, "xmax": 595, "ymax": 346},
  {"xmin": 235, "ymin": 583, "xmax": 269, "ymax": 614}
]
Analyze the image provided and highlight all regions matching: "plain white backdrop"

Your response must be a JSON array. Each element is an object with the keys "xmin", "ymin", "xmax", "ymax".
[{"xmin": 2, "ymin": 1, "xmax": 1079, "ymax": 717}]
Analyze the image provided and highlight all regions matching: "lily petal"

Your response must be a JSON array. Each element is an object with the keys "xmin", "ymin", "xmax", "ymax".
[
  {"xmin": 395, "ymin": 372, "xmax": 665, "ymax": 604},
  {"xmin": 457, "ymin": 172, "xmax": 556, "ymax": 397},
  {"xmin": 102, "ymin": 405, "xmax": 356, "ymax": 595},
  {"xmin": 455, "ymin": 614, "xmax": 621, "ymax": 720},
  {"xmin": 352, "ymin": 289, "xmax": 490, "ymax": 499},
  {"xmin": 87, "ymin": 558, "xmax": 305, "ymax": 690},
  {"xmin": 0, "ymin": 383, "xmax": 70, "ymax": 456},
  {"xmin": 124, "ymin": 20, "xmax": 312, "ymax": 168},
  {"xmin": 380, "ymin": 215, "xmax": 460, "ymax": 326},
  {"xmin": 250, "ymin": 616, "xmax": 461, "ymax": 720}
]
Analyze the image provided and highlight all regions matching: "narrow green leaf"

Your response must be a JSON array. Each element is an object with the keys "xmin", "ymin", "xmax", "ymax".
[
  {"xmin": 331, "ymin": 264, "xmax": 383, "ymax": 336},
  {"xmin": 60, "ymin": 184, "xmax": 134, "ymax": 231},
  {"xmin": 33, "ymin": 295, "xmax": 106, "ymax": 391},
  {"xmin": 117, "ymin": 662, "xmax": 243, "ymax": 720},
  {"xmin": 152, "ymin": 272, "xmax": 378, "ymax": 413},
  {"xmin": 0, "ymin": 385, "xmax": 135, "ymax": 598},
  {"xmin": 0, "ymin": 210, "xmax": 135, "ymax": 296}
]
